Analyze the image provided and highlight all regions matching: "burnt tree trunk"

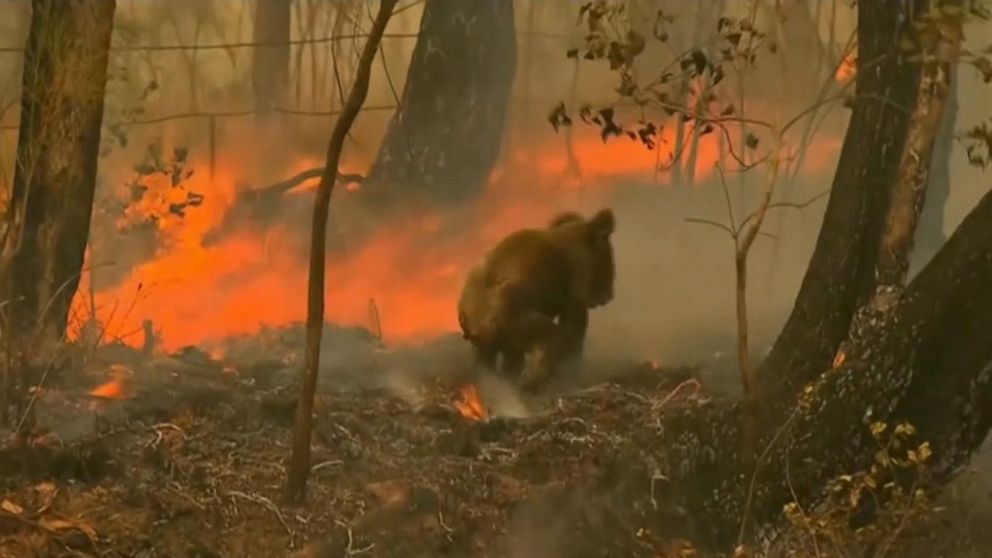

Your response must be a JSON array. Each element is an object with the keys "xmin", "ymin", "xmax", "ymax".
[
  {"xmin": 2, "ymin": 0, "xmax": 116, "ymax": 343},
  {"xmin": 360, "ymin": 0, "xmax": 517, "ymax": 210},
  {"xmin": 252, "ymin": 0, "xmax": 292, "ymax": 115},
  {"xmin": 911, "ymin": 65, "xmax": 958, "ymax": 276},
  {"xmin": 756, "ymin": 0, "xmax": 927, "ymax": 396}
]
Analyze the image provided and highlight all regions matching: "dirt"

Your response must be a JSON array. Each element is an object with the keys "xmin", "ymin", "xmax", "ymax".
[{"xmin": 0, "ymin": 335, "xmax": 704, "ymax": 558}]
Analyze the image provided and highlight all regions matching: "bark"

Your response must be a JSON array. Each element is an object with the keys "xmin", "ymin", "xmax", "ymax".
[
  {"xmin": 285, "ymin": 0, "xmax": 398, "ymax": 504},
  {"xmin": 1, "ymin": 0, "xmax": 116, "ymax": 342},
  {"xmin": 874, "ymin": 20, "xmax": 961, "ymax": 288},
  {"xmin": 911, "ymin": 65, "xmax": 958, "ymax": 275},
  {"xmin": 360, "ymin": 0, "xmax": 517, "ymax": 210},
  {"xmin": 252, "ymin": 0, "xmax": 292, "ymax": 115},
  {"xmin": 756, "ymin": 0, "xmax": 927, "ymax": 396}
]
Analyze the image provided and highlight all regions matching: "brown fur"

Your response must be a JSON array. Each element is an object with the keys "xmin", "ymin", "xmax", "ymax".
[{"xmin": 457, "ymin": 208, "xmax": 616, "ymax": 389}]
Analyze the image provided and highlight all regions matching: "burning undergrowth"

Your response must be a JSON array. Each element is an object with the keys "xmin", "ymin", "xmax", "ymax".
[{"xmin": 0, "ymin": 327, "xmax": 701, "ymax": 558}]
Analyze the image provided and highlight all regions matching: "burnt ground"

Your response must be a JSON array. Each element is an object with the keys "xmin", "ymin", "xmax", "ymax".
[
  {"xmin": 0, "ymin": 325, "xmax": 990, "ymax": 558},
  {"xmin": 0, "ymin": 326, "xmax": 705, "ymax": 558}
]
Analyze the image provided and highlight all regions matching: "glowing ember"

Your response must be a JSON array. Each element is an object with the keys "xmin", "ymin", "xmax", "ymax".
[
  {"xmin": 88, "ymin": 364, "xmax": 131, "ymax": 399},
  {"xmin": 832, "ymin": 350, "xmax": 847, "ymax": 369},
  {"xmin": 453, "ymin": 383, "xmax": 489, "ymax": 422},
  {"xmin": 835, "ymin": 52, "xmax": 857, "ymax": 83},
  {"xmin": 89, "ymin": 378, "xmax": 126, "ymax": 399}
]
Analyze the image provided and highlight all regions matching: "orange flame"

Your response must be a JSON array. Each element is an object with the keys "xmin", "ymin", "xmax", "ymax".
[
  {"xmin": 69, "ymin": 121, "xmax": 841, "ymax": 353},
  {"xmin": 452, "ymin": 383, "xmax": 488, "ymax": 422},
  {"xmin": 836, "ymin": 52, "xmax": 857, "ymax": 83},
  {"xmin": 88, "ymin": 365, "xmax": 131, "ymax": 400}
]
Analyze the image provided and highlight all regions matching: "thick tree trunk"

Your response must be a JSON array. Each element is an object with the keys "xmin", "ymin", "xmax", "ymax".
[
  {"xmin": 360, "ymin": 0, "xmax": 517, "ymax": 210},
  {"xmin": 252, "ymin": 0, "xmax": 292, "ymax": 115},
  {"xmin": 756, "ymin": 0, "xmax": 927, "ymax": 396},
  {"xmin": 2, "ymin": 0, "xmax": 115, "ymax": 342}
]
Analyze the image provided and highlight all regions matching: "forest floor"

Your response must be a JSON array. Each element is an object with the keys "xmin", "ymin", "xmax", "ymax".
[{"xmin": 0, "ymin": 325, "xmax": 990, "ymax": 558}]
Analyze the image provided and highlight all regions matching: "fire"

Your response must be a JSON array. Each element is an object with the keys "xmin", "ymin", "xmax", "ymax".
[
  {"xmin": 835, "ymin": 51, "xmax": 857, "ymax": 83},
  {"xmin": 88, "ymin": 364, "xmax": 131, "ymax": 400},
  {"xmin": 67, "ymin": 120, "xmax": 841, "ymax": 354},
  {"xmin": 452, "ymin": 383, "xmax": 489, "ymax": 422}
]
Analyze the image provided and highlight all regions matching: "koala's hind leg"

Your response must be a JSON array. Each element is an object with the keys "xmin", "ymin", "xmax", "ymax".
[
  {"xmin": 500, "ymin": 349, "xmax": 525, "ymax": 379},
  {"xmin": 522, "ymin": 303, "xmax": 589, "ymax": 392},
  {"xmin": 557, "ymin": 302, "xmax": 589, "ymax": 361},
  {"xmin": 472, "ymin": 342, "xmax": 498, "ymax": 371}
]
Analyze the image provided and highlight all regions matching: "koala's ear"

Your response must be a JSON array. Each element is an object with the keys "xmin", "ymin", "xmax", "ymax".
[{"xmin": 588, "ymin": 208, "xmax": 615, "ymax": 239}]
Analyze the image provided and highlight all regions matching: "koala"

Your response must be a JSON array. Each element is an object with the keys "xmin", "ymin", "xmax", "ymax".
[{"xmin": 457, "ymin": 208, "xmax": 616, "ymax": 390}]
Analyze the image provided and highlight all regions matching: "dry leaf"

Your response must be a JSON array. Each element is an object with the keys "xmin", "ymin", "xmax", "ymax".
[
  {"xmin": 39, "ymin": 517, "xmax": 99, "ymax": 544},
  {"xmin": 1, "ymin": 499, "xmax": 24, "ymax": 515}
]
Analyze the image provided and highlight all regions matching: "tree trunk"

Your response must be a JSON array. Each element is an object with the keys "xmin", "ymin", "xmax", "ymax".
[
  {"xmin": 285, "ymin": 0, "xmax": 398, "ymax": 505},
  {"xmin": 910, "ymin": 65, "xmax": 958, "ymax": 276},
  {"xmin": 360, "ymin": 0, "xmax": 517, "ymax": 210},
  {"xmin": 651, "ymin": 185, "xmax": 992, "ymax": 549},
  {"xmin": 756, "ymin": 0, "xmax": 927, "ymax": 396},
  {"xmin": 252, "ymin": 0, "xmax": 292, "ymax": 115},
  {"xmin": 1, "ymin": 0, "xmax": 116, "ymax": 343}
]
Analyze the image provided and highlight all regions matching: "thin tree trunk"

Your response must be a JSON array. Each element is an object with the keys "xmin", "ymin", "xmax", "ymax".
[
  {"xmin": 361, "ymin": 0, "xmax": 517, "ymax": 210},
  {"xmin": 873, "ymin": 20, "xmax": 961, "ymax": 289},
  {"xmin": 910, "ymin": 65, "xmax": 958, "ymax": 276},
  {"xmin": 2, "ymin": 0, "xmax": 116, "ymax": 344},
  {"xmin": 285, "ymin": 0, "xmax": 398, "ymax": 504},
  {"xmin": 252, "ymin": 0, "xmax": 292, "ymax": 116}
]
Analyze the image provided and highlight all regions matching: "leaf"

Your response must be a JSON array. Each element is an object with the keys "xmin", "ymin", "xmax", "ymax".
[
  {"xmin": 598, "ymin": 107, "xmax": 623, "ymax": 142},
  {"xmin": 870, "ymin": 421, "xmax": 888, "ymax": 437},
  {"xmin": 874, "ymin": 449, "xmax": 891, "ymax": 467},
  {"xmin": 173, "ymin": 147, "xmax": 189, "ymax": 163},
  {"xmin": 566, "ymin": 47, "xmax": 579, "ymax": 59},
  {"xmin": 745, "ymin": 133, "xmax": 760, "ymax": 150},
  {"xmin": 186, "ymin": 192, "xmax": 204, "ymax": 207},
  {"xmin": 894, "ymin": 422, "xmax": 916, "ymax": 437},
  {"xmin": 133, "ymin": 163, "xmax": 156, "ymax": 176},
  {"xmin": 168, "ymin": 203, "xmax": 187, "ymax": 218},
  {"xmin": 711, "ymin": 65, "xmax": 725, "ymax": 86},
  {"xmin": 548, "ymin": 102, "xmax": 573, "ymax": 132},
  {"xmin": 971, "ymin": 57, "xmax": 992, "ymax": 83},
  {"xmin": 38, "ymin": 517, "xmax": 98, "ymax": 545},
  {"xmin": 2, "ymin": 499, "xmax": 24, "ymax": 515}
]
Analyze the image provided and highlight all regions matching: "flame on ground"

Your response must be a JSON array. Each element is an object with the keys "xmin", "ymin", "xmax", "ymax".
[
  {"xmin": 88, "ymin": 365, "xmax": 132, "ymax": 400},
  {"xmin": 453, "ymin": 383, "xmax": 489, "ymax": 422}
]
